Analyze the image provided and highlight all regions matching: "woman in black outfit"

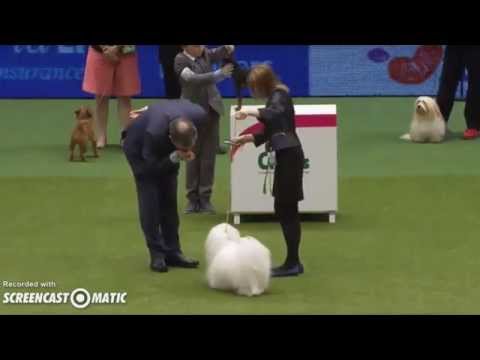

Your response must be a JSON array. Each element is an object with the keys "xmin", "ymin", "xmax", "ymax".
[{"xmin": 232, "ymin": 64, "xmax": 305, "ymax": 277}]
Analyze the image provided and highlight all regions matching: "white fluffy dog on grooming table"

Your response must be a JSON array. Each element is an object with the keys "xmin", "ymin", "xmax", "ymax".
[
  {"xmin": 401, "ymin": 96, "xmax": 446, "ymax": 143},
  {"xmin": 205, "ymin": 223, "xmax": 271, "ymax": 297}
]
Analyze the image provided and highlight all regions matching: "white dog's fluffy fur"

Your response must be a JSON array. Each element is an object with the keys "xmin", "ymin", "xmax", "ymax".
[
  {"xmin": 400, "ymin": 96, "xmax": 446, "ymax": 143},
  {"xmin": 205, "ymin": 223, "xmax": 271, "ymax": 297}
]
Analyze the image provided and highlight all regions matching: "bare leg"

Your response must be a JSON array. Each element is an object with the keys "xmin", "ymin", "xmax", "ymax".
[
  {"xmin": 117, "ymin": 96, "xmax": 132, "ymax": 133},
  {"xmin": 95, "ymin": 95, "xmax": 109, "ymax": 148}
]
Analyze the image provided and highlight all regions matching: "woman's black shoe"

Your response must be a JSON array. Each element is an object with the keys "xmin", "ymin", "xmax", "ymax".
[{"xmin": 271, "ymin": 263, "xmax": 304, "ymax": 277}]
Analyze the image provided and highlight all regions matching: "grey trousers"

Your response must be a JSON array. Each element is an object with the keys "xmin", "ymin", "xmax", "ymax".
[{"xmin": 186, "ymin": 108, "xmax": 219, "ymax": 202}]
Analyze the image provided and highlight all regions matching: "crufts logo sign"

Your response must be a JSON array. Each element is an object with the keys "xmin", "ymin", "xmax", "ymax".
[{"xmin": 257, "ymin": 152, "xmax": 310, "ymax": 171}]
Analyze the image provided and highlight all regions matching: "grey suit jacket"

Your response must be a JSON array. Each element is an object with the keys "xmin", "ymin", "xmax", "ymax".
[{"xmin": 174, "ymin": 46, "xmax": 231, "ymax": 116}]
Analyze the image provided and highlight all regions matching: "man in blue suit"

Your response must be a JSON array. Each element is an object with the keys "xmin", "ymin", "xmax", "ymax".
[{"xmin": 123, "ymin": 99, "xmax": 207, "ymax": 273}]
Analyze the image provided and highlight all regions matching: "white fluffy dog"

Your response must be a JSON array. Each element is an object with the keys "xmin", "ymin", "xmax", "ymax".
[
  {"xmin": 205, "ymin": 223, "xmax": 271, "ymax": 297},
  {"xmin": 400, "ymin": 96, "xmax": 446, "ymax": 143}
]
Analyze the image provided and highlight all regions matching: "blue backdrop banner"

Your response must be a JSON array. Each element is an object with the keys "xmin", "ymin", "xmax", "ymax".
[
  {"xmin": 0, "ymin": 45, "xmax": 309, "ymax": 98},
  {"xmin": 0, "ymin": 45, "xmax": 466, "ymax": 98}
]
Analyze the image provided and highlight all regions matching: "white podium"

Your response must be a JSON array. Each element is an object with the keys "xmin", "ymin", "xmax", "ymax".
[{"xmin": 229, "ymin": 104, "xmax": 338, "ymax": 224}]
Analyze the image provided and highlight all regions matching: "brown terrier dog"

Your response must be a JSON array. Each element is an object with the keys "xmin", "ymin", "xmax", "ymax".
[{"xmin": 69, "ymin": 106, "xmax": 99, "ymax": 161}]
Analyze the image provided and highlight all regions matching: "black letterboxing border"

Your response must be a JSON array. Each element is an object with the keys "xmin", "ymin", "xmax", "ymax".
[
  {"xmin": 0, "ymin": 314, "xmax": 477, "ymax": 352},
  {"xmin": 0, "ymin": 5, "xmax": 475, "ymax": 44}
]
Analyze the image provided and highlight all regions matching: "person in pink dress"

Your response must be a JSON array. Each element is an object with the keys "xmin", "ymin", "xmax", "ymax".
[{"xmin": 82, "ymin": 45, "xmax": 141, "ymax": 148}]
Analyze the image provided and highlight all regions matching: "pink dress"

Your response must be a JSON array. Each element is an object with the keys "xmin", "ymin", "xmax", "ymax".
[{"xmin": 82, "ymin": 46, "xmax": 141, "ymax": 97}]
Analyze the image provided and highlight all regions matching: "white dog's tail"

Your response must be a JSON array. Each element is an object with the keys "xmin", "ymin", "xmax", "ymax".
[{"xmin": 400, "ymin": 133, "xmax": 412, "ymax": 141}]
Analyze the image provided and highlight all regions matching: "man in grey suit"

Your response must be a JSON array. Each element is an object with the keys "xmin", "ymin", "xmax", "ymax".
[{"xmin": 174, "ymin": 45, "xmax": 234, "ymax": 214}]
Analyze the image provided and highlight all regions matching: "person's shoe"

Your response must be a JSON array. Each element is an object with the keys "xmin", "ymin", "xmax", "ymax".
[
  {"xmin": 271, "ymin": 263, "xmax": 304, "ymax": 277},
  {"xmin": 198, "ymin": 199, "xmax": 216, "ymax": 214},
  {"xmin": 463, "ymin": 128, "xmax": 479, "ymax": 140},
  {"xmin": 96, "ymin": 136, "xmax": 107, "ymax": 149},
  {"xmin": 185, "ymin": 201, "xmax": 199, "ymax": 214},
  {"xmin": 216, "ymin": 145, "xmax": 228, "ymax": 155},
  {"xmin": 165, "ymin": 253, "xmax": 199, "ymax": 268},
  {"xmin": 150, "ymin": 257, "xmax": 168, "ymax": 273}
]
